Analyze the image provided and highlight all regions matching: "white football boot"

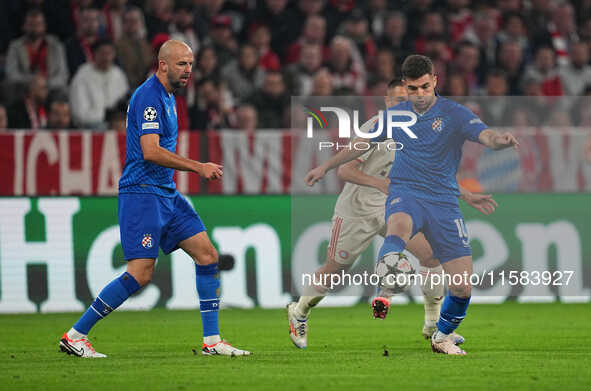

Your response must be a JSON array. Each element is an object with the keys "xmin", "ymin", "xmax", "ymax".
[
  {"xmin": 431, "ymin": 336, "xmax": 467, "ymax": 355},
  {"xmin": 59, "ymin": 333, "xmax": 107, "ymax": 358},
  {"xmin": 286, "ymin": 302, "xmax": 308, "ymax": 348},
  {"xmin": 202, "ymin": 340, "xmax": 251, "ymax": 356},
  {"xmin": 422, "ymin": 324, "xmax": 465, "ymax": 345}
]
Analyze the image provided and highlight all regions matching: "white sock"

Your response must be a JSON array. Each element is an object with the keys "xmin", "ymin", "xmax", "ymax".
[
  {"xmin": 433, "ymin": 330, "xmax": 448, "ymax": 343},
  {"xmin": 67, "ymin": 328, "xmax": 87, "ymax": 340},
  {"xmin": 204, "ymin": 335, "xmax": 221, "ymax": 345},
  {"xmin": 420, "ymin": 265, "xmax": 444, "ymax": 326},
  {"xmin": 295, "ymin": 295, "xmax": 324, "ymax": 318}
]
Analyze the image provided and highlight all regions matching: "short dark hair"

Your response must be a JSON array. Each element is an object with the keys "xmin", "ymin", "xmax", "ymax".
[
  {"xmin": 91, "ymin": 38, "xmax": 114, "ymax": 53},
  {"xmin": 401, "ymin": 55, "xmax": 434, "ymax": 80},
  {"xmin": 387, "ymin": 78, "xmax": 403, "ymax": 89}
]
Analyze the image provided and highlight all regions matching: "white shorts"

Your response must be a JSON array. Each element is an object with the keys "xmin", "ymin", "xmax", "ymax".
[{"xmin": 328, "ymin": 213, "xmax": 386, "ymax": 265}]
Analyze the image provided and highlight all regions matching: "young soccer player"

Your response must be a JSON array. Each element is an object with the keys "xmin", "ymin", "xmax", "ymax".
[
  {"xmin": 59, "ymin": 40, "xmax": 250, "ymax": 357},
  {"xmin": 288, "ymin": 80, "xmax": 498, "ymax": 349},
  {"xmin": 305, "ymin": 55, "xmax": 518, "ymax": 355}
]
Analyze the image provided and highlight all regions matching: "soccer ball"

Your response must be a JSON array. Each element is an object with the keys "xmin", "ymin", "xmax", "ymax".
[{"xmin": 375, "ymin": 252, "xmax": 415, "ymax": 294}]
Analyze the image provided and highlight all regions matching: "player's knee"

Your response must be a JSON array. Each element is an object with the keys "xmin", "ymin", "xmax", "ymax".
[
  {"xmin": 449, "ymin": 283, "xmax": 471, "ymax": 298},
  {"xmin": 196, "ymin": 246, "xmax": 218, "ymax": 265}
]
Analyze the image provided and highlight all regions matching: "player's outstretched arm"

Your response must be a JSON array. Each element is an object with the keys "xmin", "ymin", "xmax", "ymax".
[
  {"xmin": 140, "ymin": 134, "xmax": 223, "ymax": 180},
  {"xmin": 478, "ymin": 129, "xmax": 519, "ymax": 150},
  {"xmin": 305, "ymin": 137, "xmax": 372, "ymax": 186},
  {"xmin": 459, "ymin": 186, "xmax": 498, "ymax": 216},
  {"xmin": 337, "ymin": 159, "xmax": 389, "ymax": 194}
]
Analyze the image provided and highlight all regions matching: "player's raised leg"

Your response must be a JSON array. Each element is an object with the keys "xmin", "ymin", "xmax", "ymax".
[
  {"xmin": 179, "ymin": 231, "xmax": 251, "ymax": 356},
  {"xmin": 372, "ymin": 210, "xmax": 413, "ymax": 319},
  {"xmin": 431, "ymin": 255, "xmax": 472, "ymax": 355}
]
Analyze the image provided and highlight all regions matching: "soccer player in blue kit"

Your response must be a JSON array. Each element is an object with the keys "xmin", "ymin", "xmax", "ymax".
[
  {"xmin": 59, "ymin": 40, "xmax": 250, "ymax": 357},
  {"xmin": 305, "ymin": 55, "xmax": 518, "ymax": 355}
]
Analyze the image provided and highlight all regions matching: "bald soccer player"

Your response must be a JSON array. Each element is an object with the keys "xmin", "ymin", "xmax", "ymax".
[{"xmin": 59, "ymin": 40, "xmax": 251, "ymax": 357}]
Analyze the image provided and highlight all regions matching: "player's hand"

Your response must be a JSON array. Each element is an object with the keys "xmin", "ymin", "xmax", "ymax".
[
  {"xmin": 305, "ymin": 166, "xmax": 327, "ymax": 186},
  {"xmin": 197, "ymin": 162, "xmax": 223, "ymax": 180},
  {"xmin": 376, "ymin": 178, "xmax": 389, "ymax": 195},
  {"xmin": 496, "ymin": 132, "xmax": 519, "ymax": 150},
  {"xmin": 462, "ymin": 192, "xmax": 498, "ymax": 215}
]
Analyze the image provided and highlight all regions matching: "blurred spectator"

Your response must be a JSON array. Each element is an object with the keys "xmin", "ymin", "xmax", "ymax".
[
  {"xmin": 0, "ymin": 105, "xmax": 7, "ymax": 131},
  {"xmin": 452, "ymin": 41, "xmax": 481, "ymax": 94},
  {"xmin": 206, "ymin": 15, "xmax": 238, "ymax": 68},
  {"xmin": 534, "ymin": 2, "xmax": 578, "ymax": 67},
  {"xmin": 559, "ymin": 42, "xmax": 591, "ymax": 96},
  {"xmin": 221, "ymin": 44, "xmax": 265, "ymax": 103},
  {"xmin": 339, "ymin": 9, "xmax": 377, "ymax": 69},
  {"xmin": 282, "ymin": 0, "xmax": 327, "ymax": 49},
  {"xmin": 376, "ymin": 12, "xmax": 412, "ymax": 66},
  {"xmin": 5, "ymin": 9, "xmax": 69, "ymax": 92},
  {"xmin": 547, "ymin": 109, "xmax": 572, "ymax": 127},
  {"xmin": 447, "ymin": 0, "xmax": 472, "ymax": 42},
  {"xmin": 285, "ymin": 15, "xmax": 328, "ymax": 64},
  {"xmin": 497, "ymin": 40, "xmax": 525, "ymax": 95},
  {"xmin": 144, "ymin": 0, "xmax": 174, "ymax": 39},
  {"xmin": 249, "ymin": 24, "xmax": 280, "ymax": 71},
  {"xmin": 522, "ymin": 46, "xmax": 563, "ymax": 96},
  {"xmin": 366, "ymin": 0, "xmax": 388, "ymax": 36},
  {"xmin": 247, "ymin": 0, "xmax": 293, "ymax": 58},
  {"xmin": 101, "ymin": 0, "xmax": 127, "ymax": 41},
  {"xmin": 115, "ymin": 7, "xmax": 153, "ymax": 90},
  {"xmin": 368, "ymin": 49, "xmax": 395, "ymax": 87},
  {"xmin": 424, "ymin": 34, "xmax": 452, "ymax": 63},
  {"xmin": 497, "ymin": 12, "xmax": 530, "ymax": 54},
  {"xmin": 310, "ymin": 67, "xmax": 333, "ymax": 96},
  {"xmin": 404, "ymin": 0, "xmax": 433, "ymax": 38},
  {"xmin": 285, "ymin": 43, "xmax": 323, "ymax": 95},
  {"xmin": 106, "ymin": 105, "xmax": 127, "ymax": 132},
  {"xmin": 246, "ymin": 71, "xmax": 289, "ymax": 128},
  {"xmin": 323, "ymin": 0, "xmax": 355, "ymax": 40},
  {"xmin": 444, "ymin": 72, "xmax": 469, "ymax": 97},
  {"xmin": 232, "ymin": 104, "xmax": 258, "ymax": 131},
  {"xmin": 527, "ymin": 0, "xmax": 553, "ymax": 36},
  {"xmin": 65, "ymin": 7, "xmax": 101, "ymax": 77},
  {"xmin": 482, "ymin": 69, "xmax": 510, "ymax": 125},
  {"xmin": 194, "ymin": 45, "xmax": 220, "ymax": 82},
  {"xmin": 463, "ymin": 8, "xmax": 499, "ymax": 80},
  {"xmin": 46, "ymin": 99, "xmax": 72, "ymax": 129},
  {"xmin": 70, "ymin": 39, "xmax": 129, "ymax": 129},
  {"xmin": 7, "ymin": 73, "xmax": 48, "ymax": 129},
  {"xmin": 169, "ymin": 1, "xmax": 199, "ymax": 51},
  {"xmin": 414, "ymin": 11, "xmax": 446, "ymax": 54},
  {"xmin": 327, "ymin": 36, "xmax": 366, "ymax": 95},
  {"xmin": 190, "ymin": 78, "xmax": 232, "ymax": 130}
]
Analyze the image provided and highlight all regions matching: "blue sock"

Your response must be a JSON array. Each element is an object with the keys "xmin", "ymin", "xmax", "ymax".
[
  {"xmin": 437, "ymin": 295, "xmax": 471, "ymax": 334},
  {"xmin": 195, "ymin": 263, "xmax": 220, "ymax": 338},
  {"xmin": 73, "ymin": 272, "xmax": 141, "ymax": 335},
  {"xmin": 378, "ymin": 235, "xmax": 406, "ymax": 259}
]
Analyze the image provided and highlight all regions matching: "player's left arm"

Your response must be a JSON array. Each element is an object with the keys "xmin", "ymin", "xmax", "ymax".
[
  {"xmin": 477, "ymin": 129, "xmax": 519, "ymax": 150},
  {"xmin": 457, "ymin": 105, "xmax": 518, "ymax": 150},
  {"xmin": 458, "ymin": 185, "xmax": 498, "ymax": 215}
]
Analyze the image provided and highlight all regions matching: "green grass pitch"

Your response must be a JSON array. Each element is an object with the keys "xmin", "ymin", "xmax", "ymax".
[{"xmin": 1, "ymin": 303, "xmax": 590, "ymax": 390}]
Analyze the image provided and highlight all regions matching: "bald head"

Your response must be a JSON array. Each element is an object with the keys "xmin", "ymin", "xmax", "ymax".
[
  {"xmin": 156, "ymin": 40, "xmax": 194, "ymax": 92},
  {"xmin": 158, "ymin": 39, "xmax": 192, "ymax": 62}
]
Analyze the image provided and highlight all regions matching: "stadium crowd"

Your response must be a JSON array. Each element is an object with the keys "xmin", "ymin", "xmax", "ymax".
[{"xmin": 1, "ymin": 0, "xmax": 591, "ymax": 131}]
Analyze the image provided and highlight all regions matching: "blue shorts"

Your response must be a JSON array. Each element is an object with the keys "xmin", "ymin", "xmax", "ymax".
[
  {"xmin": 118, "ymin": 192, "xmax": 206, "ymax": 260},
  {"xmin": 385, "ymin": 192, "xmax": 471, "ymax": 262}
]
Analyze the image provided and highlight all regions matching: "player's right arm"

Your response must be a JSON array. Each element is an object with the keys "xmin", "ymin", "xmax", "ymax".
[
  {"xmin": 140, "ymin": 134, "xmax": 222, "ymax": 180},
  {"xmin": 305, "ymin": 136, "xmax": 372, "ymax": 186},
  {"xmin": 336, "ymin": 158, "xmax": 389, "ymax": 194}
]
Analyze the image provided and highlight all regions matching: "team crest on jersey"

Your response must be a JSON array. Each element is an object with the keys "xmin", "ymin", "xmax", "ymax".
[
  {"xmin": 432, "ymin": 117, "xmax": 443, "ymax": 132},
  {"xmin": 144, "ymin": 107, "xmax": 157, "ymax": 121},
  {"xmin": 141, "ymin": 234, "xmax": 153, "ymax": 248}
]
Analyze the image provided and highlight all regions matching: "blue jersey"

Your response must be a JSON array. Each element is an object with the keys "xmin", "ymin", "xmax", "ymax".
[
  {"xmin": 119, "ymin": 75, "xmax": 178, "ymax": 197},
  {"xmin": 372, "ymin": 97, "xmax": 487, "ymax": 202}
]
